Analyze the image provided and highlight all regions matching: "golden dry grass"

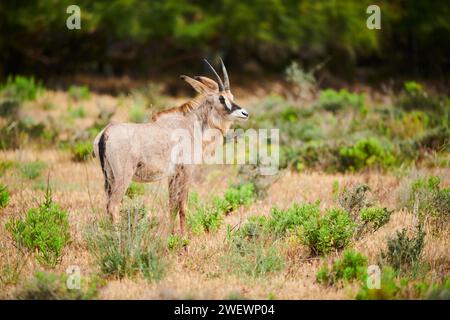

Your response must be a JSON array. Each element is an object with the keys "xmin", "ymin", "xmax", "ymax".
[{"xmin": 0, "ymin": 90, "xmax": 448, "ymax": 300}]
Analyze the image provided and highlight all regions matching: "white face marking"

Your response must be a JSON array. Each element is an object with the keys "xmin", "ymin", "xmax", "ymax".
[{"xmin": 231, "ymin": 108, "xmax": 249, "ymax": 120}]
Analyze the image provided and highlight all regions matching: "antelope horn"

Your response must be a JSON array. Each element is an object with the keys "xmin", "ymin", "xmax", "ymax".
[
  {"xmin": 220, "ymin": 58, "xmax": 230, "ymax": 91},
  {"xmin": 204, "ymin": 59, "xmax": 224, "ymax": 92}
]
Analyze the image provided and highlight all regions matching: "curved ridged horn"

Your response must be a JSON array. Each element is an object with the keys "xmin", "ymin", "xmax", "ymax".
[
  {"xmin": 220, "ymin": 58, "xmax": 230, "ymax": 91},
  {"xmin": 204, "ymin": 59, "xmax": 224, "ymax": 92}
]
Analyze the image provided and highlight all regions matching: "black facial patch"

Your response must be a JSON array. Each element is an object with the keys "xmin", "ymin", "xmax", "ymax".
[{"xmin": 219, "ymin": 95, "xmax": 241, "ymax": 113}]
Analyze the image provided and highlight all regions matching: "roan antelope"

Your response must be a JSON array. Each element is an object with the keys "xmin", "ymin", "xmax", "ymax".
[{"xmin": 93, "ymin": 59, "xmax": 248, "ymax": 235}]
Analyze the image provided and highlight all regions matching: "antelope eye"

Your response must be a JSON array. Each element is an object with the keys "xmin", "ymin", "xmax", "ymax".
[{"xmin": 219, "ymin": 95, "xmax": 225, "ymax": 104}]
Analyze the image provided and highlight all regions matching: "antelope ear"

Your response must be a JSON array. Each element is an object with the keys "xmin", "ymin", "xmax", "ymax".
[
  {"xmin": 180, "ymin": 75, "xmax": 210, "ymax": 94},
  {"xmin": 195, "ymin": 76, "xmax": 219, "ymax": 92}
]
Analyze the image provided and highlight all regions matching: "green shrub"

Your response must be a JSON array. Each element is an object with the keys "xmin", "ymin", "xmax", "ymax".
[
  {"xmin": 298, "ymin": 207, "xmax": 356, "ymax": 255},
  {"xmin": 315, "ymin": 89, "xmax": 364, "ymax": 113},
  {"xmin": 126, "ymin": 182, "xmax": 145, "ymax": 199},
  {"xmin": 317, "ymin": 249, "xmax": 368, "ymax": 285},
  {"xmin": 266, "ymin": 202, "xmax": 320, "ymax": 237},
  {"xmin": 0, "ymin": 184, "xmax": 9, "ymax": 208},
  {"xmin": 415, "ymin": 126, "xmax": 449, "ymax": 152},
  {"xmin": 167, "ymin": 234, "xmax": 189, "ymax": 251},
  {"xmin": 338, "ymin": 138, "xmax": 395, "ymax": 171},
  {"xmin": 5, "ymin": 186, "xmax": 70, "ymax": 267},
  {"xmin": 214, "ymin": 183, "xmax": 255, "ymax": 214},
  {"xmin": 18, "ymin": 161, "xmax": 46, "ymax": 180},
  {"xmin": 0, "ymin": 75, "xmax": 44, "ymax": 102},
  {"xmin": 129, "ymin": 103, "xmax": 147, "ymax": 123},
  {"xmin": 380, "ymin": 226, "xmax": 425, "ymax": 275},
  {"xmin": 71, "ymin": 140, "xmax": 93, "ymax": 162},
  {"xmin": 0, "ymin": 243, "xmax": 26, "ymax": 286},
  {"xmin": 68, "ymin": 85, "xmax": 91, "ymax": 101},
  {"xmin": 298, "ymin": 141, "xmax": 339, "ymax": 171},
  {"xmin": 68, "ymin": 105, "xmax": 87, "ymax": 118},
  {"xmin": 356, "ymin": 266, "xmax": 403, "ymax": 300},
  {"xmin": 86, "ymin": 199, "xmax": 165, "ymax": 281},
  {"xmin": 15, "ymin": 271, "xmax": 102, "ymax": 300},
  {"xmin": 397, "ymin": 81, "xmax": 445, "ymax": 113},
  {"xmin": 188, "ymin": 205, "xmax": 223, "ymax": 234},
  {"xmin": 360, "ymin": 207, "xmax": 392, "ymax": 231},
  {"xmin": 0, "ymin": 160, "xmax": 14, "ymax": 177},
  {"xmin": 400, "ymin": 175, "xmax": 449, "ymax": 228}
]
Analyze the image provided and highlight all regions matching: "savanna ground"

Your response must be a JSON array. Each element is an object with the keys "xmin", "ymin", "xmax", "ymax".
[{"xmin": 0, "ymin": 72, "xmax": 448, "ymax": 300}]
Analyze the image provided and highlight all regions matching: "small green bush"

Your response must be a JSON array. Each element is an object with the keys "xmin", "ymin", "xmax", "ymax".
[
  {"xmin": 0, "ymin": 160, "xmax": 14, "ymax": 177},
  {"xmin": 397, "ymin": 81, "xmax": 445, "ymax": 113},
  {"xmin": 360, "ymin": 207, "xmax": 392, "ymax": 231},
  {"xmin": 266, "ymin": 202, "xmax": 320, "ymax": 237},
  {"xmin": 401, "ymin": 175, "xmax": 449, "ymax": 227},
  {"xmin": 18, "ymin": 161, "xmax": 46, "ymax": 180},
  {"xmin": 129, "ymin": 103, "xmax": 147, "ymax": 123},
  {"xmin": 380, "ymin": 226, "xmax": 425, "ymax": 275},
  {"xmin": 5, "ymin": 187, "xmax": 70, "ymax": 267},
  {"xmin": 86, "ymin": 199, "xmax": 165, "ymax": 281},
  {"xmin": 0, "ymin": 184, "xmax": 9, "ymax": 208},
  {"xmin": 214, "ymin": 183, "xmax": 255, "ymax": 214},
  {"xmin": 126, "ymin": 182, "xmax": 145, "ymax": 199},
  {"xmin": 338, "ymin": 138, "xmax": 395, "ymax": 171},
  {"xmin": 315, "ymin": 89, "xmax": 364, "ymax": 113},
  {"xmin": 298, "ymin": 207, "xmax": 356, "ymax": 255},
  {"xmin": 15, "ymin": 271, "xmax": 102, "ymax": 300},
  {"xmin": 356, "ymin": 266, "xmax": 403, "ymax": 300},
  {"xmin": 317, "ymin": 249, "xmax": 368, "ymax": 285},
  {"xmin": 167, "ymin": 234, "xmax": 189, "ymax": 251},
  {"xmin": 68, "ymin": 85, "xmax": 91, "ymax": 101},
  {"xmin": 0, "ymin": 75, "xmax": 44, "ymax": 102},
  {"xmin": 187, "ymin": 205, "xmax": 223, "ymax": 234},
  {"xmin": 71, "ymin": 140, "xmax": 93, "ymax": 162},
  {"xmin": 68, "ymin": 106, "xmax": 87, "ymax": 118}
]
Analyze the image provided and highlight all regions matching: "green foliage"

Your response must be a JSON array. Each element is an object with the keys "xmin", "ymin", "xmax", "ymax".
[
  {"xmin": 360, "ymin": 207, "xmax": 392, "ymax": 231},
  {"xmin": 86, "ymin": 199, "xmax": 165, "ymax": 281},
  {"xmin": 125, "ymin": 182, "xmax": 145, "ymax": 199},
  {"xmin": 68, "ymin": 105, "xmax": 87, "ymax": 118},
  {"xmin": 71, "ymin": 140, "xmax": 93, "ymax": 162},
  {"xmin": 380, "ymin": 226, "xmax": 425, "ymax": 275},
  {"xmin": 356, "ymin": 266, "xmax": 402, "ymax": 300},
  {"xmin": 315, "ymin": 89, "xmax": 364, "ymax": 113},
  {"xmin": 68, "ymin": 85, "xmax": 91, "ymax": 101},
  {"xmin": 18, "ymin": 161, "xmax": 46, "ymax": 180},
  {"xmin": 188, "ymin": 205, "xmax": 223, "ymax": 235},
  {"xmin": 0, "ymin": 75, "xmax": 43, "ymax": 102},
  {"xmin": 129, "ymin": 103, "xmax": 147, "ymax": 123},
  {"xmin": 398, "ymin": 81, "xmax": 445, "ymax": 113},
  {"xmin": 298, "ymin": 207, "xmax": 356, "ymax": 255},
  {"xmin": 0, "ymin": 184, "xmax": 9, "ymax": 208},
  {"xmin": 266, "ymin": 202, "xmax": 320, "ymax": 237},
  {"xmin": 15, "ymin": 271, "xmax": 102, "ymax": 300},
  {"xmin": 5, "ymin": 186, "xmax": 70, "ymax": 267},
  {"xmin": 317, "ymin": 249, "xmax": 368, "ymax": 285},
  {"xmin": 167, "ymin": 234, "xmax": 189, "ymax": 251},
  {"xmin": 402, "ymin": 176, "xmax": 449, "ymax": 222},
  {"xmin": 356, "ymin": 266, "xmax": 449, "ymax": 300},
  {"xmin": 214, "ymin": 183, "xmax": 255, "ymax": 214},
  {"xmin": 338, "ymin": 138, "xmax": 395, "ymax": 171}
]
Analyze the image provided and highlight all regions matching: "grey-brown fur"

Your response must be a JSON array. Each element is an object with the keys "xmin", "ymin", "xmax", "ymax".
[{"xmin": 93, "ymin": 60, "xmax": 248, "ymax": 235}]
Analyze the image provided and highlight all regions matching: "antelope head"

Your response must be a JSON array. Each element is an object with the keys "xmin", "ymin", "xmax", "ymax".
[{"xmin": 180, "ymin": 59, "xmax": 249, "ymax": 123}]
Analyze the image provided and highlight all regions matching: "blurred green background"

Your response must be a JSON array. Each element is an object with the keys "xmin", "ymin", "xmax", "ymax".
[{"xmin": 1, "ymin": 0, "xmax": 449, "ymax": 84}]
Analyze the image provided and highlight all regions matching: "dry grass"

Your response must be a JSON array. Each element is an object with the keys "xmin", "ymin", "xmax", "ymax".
[{"xmin": 0, "ymin": 90, "xmax": 448, "ymax": 300}]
